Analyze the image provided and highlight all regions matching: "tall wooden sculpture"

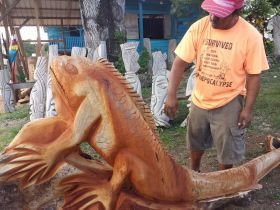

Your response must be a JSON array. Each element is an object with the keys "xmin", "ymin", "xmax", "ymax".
[
  {"xmin": 29, "ymin": 56, "xmax": 48, "ymax": 121},
  {"xmin": 0, "ymin": 67, "xmax": 16, "ymax": 112},
  {"xmin": 150, "ymin": 51, "xmax": 170, "ymax": 127},
  {"xmin": 71, "ymin": 47, "xmax": 87, "ymax": 57},
  {"xmin": 120, "ymin": 42, "xmax": 142, "ymax": 97},
  {"xmin": 45, "ymin": 45, "xmax": 58, "ymax": 117},
  {"xmin": 1, "ymin": 56, "xmax": 280, "ymax": 210}
]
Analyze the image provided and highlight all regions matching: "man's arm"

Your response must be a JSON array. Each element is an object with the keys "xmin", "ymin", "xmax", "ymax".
[
  {"xmin": 238, "ymin": 74, "xmax": 261, "ymax": 129},
  {"xmin": 164, "ymin": 56, "xmax": 191, "ymax": 119}
]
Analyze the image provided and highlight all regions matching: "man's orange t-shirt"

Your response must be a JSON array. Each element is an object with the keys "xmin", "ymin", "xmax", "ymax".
[{"xmin": 175, "ymin": 16, "xmax": 269, "ymax": 110}]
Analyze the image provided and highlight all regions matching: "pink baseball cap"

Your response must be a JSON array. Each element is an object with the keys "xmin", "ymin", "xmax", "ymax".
[{"xmin": 201, "ymin": 0, "xmax": 245, "ymax": 18}]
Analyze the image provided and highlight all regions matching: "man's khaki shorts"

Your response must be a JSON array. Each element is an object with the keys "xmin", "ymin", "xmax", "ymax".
[{"xmin": 187, "ymin": 95, "xmax": 245, "ymax": 165}]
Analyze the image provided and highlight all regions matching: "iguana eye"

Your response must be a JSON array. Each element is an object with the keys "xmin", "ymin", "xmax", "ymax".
[{"xmin": 65, "ymin": 63, "xmax": 78, "ymax": 74}]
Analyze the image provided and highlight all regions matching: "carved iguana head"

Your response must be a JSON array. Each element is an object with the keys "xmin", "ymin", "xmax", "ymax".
[{"xmin": 50, "ymin": 56, "xmax": 94, "ymax": 118}]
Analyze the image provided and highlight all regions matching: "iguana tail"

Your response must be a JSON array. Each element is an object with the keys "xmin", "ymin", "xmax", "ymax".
[{"xmin": 192, "ymin": 147, "xmax": 280, "ymax": 201}]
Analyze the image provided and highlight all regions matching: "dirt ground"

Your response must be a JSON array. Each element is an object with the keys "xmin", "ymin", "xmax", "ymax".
[{"xmin": 1, "ymin": 107, "xmax": 280, "ymax": 209}]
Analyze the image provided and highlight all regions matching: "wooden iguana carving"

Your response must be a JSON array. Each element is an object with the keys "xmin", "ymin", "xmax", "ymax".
[{"xmin": 1, "ymin": 56, "xmax": 280, "ymax": 210}]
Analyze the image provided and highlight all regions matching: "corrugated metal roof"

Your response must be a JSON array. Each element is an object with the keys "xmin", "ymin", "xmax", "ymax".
[{"xmin": 0, "ymin": 0, "xmax": 82, "ymax": 26}]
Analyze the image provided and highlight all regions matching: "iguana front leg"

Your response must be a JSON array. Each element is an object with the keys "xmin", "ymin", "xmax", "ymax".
[
  {"xmin": 0, "ymin": 97, "xmax": 101, "ymax": 188},
  {"xmin": 62, "ymin": 150, "xmax": 145, "ymax": 210}
]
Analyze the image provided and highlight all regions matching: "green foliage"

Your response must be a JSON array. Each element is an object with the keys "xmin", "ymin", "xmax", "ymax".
[
  {"xmin": 23, "ymin": 42, "xmax": 36, "ymax": 57},
  {"xmin": 16, "ymin": 66, "xmax": 26, "ymax": 82},
  {"xmin": 114, "ymin": 55, "xmax": 125, "ymax": 75},
  {"xmin": 113, "ymin": 31, "xmax": 126, "ymax": 44},
  {"xmin": 113, "ymin": 31, "xmax": 127, "ymax": 74},
  {"xmin": 265, "ymin": 40, "xmax": 275, "ymax": 55},
  {"xmin": 138, "ymin": 47, "xmax": 150, "ymax": 74},
  {"xmin": 269, "ymin": 0, "xmax": 280, "ymax": 13},
  {"xmin": 171, "ymin": 0, "xmax": 204, "ymax": 18},
  {"xmin": 242, "ymin": 0, "xmax": 280, "ymax": 55},
  {"xmin": 243, "ymin": 0, "xmax": 275, "ymax": 31},
  {"xmin": 273, "ymin": 193, "xmax": 280, "ymax": 201},
  {"xmin": 115, "ymin": 47, "xmax": 151, "ymax": 75}
]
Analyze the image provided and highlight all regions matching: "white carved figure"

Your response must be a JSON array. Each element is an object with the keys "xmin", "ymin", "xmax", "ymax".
[
  {"xmin": 150, "ymin": 51, "xmax": 170, "ymax": 127},
  {"xmin": 273, "ymin": 16, "xmax": 280, "ymax": 58},
  {"xmin": 71, "ymin": 47, "xmax": 87, "ymax": 57},
  {"xmin": 0, "ymin": 67, "xmax": 16, "ymax": 113},
  {"xmin": 120, "ymin": 42, "xmax": 142, "ymax": 97},
  {"xmin": 29, "ymin": 56, "xmax": 48, "ymax": 121},
  {"xmin": 45, "ymin": 45, "xmax": 58, "ymax": 117},
  {"xmin": 87, "ymin": 41, "xmax": 107, "ymax": 62}
]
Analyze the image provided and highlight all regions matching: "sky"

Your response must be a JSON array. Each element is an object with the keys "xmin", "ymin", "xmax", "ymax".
[{"xmin": 0, "ymin": 26, "xmax": 48, "ymax": 40}]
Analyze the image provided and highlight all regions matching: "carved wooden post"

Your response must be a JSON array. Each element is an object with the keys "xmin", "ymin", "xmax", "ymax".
[
  {"xmin": 45, "ymin": 45, "xmax": 58, "ymax": 117},
  {"xmin": 79, "ymin": 0, "xmax": 125, "ymax": 61},
  {"xmin": 29, "ymin": 56, "xmax": 48, "ymax": 121},
  {"xmin": 71, "ymin": 47, "xmax": 87, "ymax": 57},
  {"xmin": 150, "ymin": 51, "xmax": 170, "ymax": 127},
  {"xmin": 87, "ymin": 41, "xmax": 107, "ymax": 62},
  {"xmin": 0, "ymin": 67, "xmax": 16, "ymax": 113},
  {"xmin": 120, "ymin": 42, "xmax": 142, "ymax": 97},
  {"xmin": 273, "ymin": 16, "xmax": 280, "ymax": 59}
]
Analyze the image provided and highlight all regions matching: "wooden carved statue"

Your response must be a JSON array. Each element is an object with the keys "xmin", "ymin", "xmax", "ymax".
[
  {"xmin": 150, "ymin": 51, "xmax": 170, "ymax": 127},
  {"xmin": 1, "ymin": 56, "xmax": 280, "ymax": 210},
  {"xmin": 0, "ymin": 67, "xmax": 16, "ymax": 112},
  {"xmin": 45, "ymin": 45, "xmax": 58, "ymax": 117},
  {"xmin": 120, "ymin": 42, "xmax": 142, "ymax": 97},
  {"xmin": 29, "ymin": 56, "xmax": 48, "ymax": 121},
  {"xmin": 71, "ymin": 47, "xmax": 87, "ymax": 57},
  {"xmin": 87, "ymin": 41, "xmax": 107, "ymax": 62}
]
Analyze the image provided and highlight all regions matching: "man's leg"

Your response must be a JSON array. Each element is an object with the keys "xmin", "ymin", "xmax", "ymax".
[
  {"xmin": 187, "ymin": 103, "xmax": 212, "ymax": 172},
  {"xmin": 190, "ymin": 150, "xmax": 204, "ymax": 172},
  {"xmin": 211, "ymin": 96, "xmax": 245, "ymax": 169}
]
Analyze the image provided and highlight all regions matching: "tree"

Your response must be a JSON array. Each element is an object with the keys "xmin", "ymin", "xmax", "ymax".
[
  {"xmin": 171, "ymin": 0, "xmax": 204, "ymax": 18},
  {"xmin": 243, "ymin": 0, "xmax": 276, "ymax": 37},
  {"xmin": 79, "ymin": 0, "xmax": 126, "ymax": 62}
]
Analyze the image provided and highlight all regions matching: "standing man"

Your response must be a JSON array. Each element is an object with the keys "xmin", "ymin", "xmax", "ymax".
[{"xmin": 164, "ymin": 0, "xmax": 269, "ymax": 171}]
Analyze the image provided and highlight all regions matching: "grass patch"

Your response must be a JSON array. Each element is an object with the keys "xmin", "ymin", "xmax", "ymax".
[
  {"xmin": 0, "ymin": 105, "xmax": 29, "ymax": 121},
  {"xmin": 250, "ymin": 64, "xmax": 280, "ymax": 133},
  {"xmin": 0, "ymin": 126, "xmax": 22, "ymax": 151},
  {"xmin": 142, "ymin": 87, "xmax": 152, "ymax": 99},
  {"xmin": 273, "ymin": 193, "xmax": 280, "ymax": 201}
]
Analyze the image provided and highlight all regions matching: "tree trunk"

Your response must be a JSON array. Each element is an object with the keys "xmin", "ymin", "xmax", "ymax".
[{"xmin": 79, "ymin": 0, "xmax": 126, "ymax": 62}]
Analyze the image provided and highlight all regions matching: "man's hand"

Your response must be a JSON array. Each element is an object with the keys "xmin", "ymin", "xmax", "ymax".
[
  {"xmin": 238, "ymin": 74, "xmax": 261, "ymax": 129},
  {"xmin": 238, "ymin": 109, "xmax": 252, "ymax": 129},
  {"xmin": 164, "ymin": 57, "xmax": 191, "ymax": 119},
  {"xmin": 164, "ymin": 95, "xmax": 178, "ymax": 119}
]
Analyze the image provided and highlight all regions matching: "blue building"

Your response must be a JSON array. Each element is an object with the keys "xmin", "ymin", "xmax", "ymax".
[{"xmin": 45, "ymin": 0, "xmax": 202, "ymax": 54}]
